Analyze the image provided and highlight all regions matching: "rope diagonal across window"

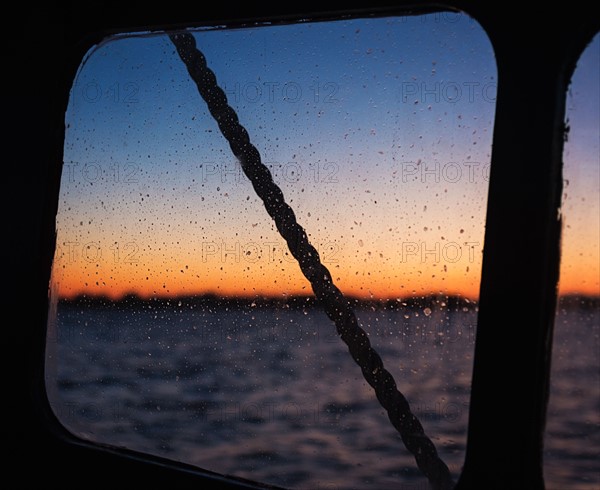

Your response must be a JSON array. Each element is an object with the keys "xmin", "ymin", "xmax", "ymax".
[{"xmin": 169, "ymin": 31, "xmax": 454, "ymax": 490}]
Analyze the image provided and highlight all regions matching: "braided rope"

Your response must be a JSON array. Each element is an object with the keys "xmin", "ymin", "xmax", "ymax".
[{"xmin": 170, "ymin": 32, "xmax": 453, "ymax": 490}]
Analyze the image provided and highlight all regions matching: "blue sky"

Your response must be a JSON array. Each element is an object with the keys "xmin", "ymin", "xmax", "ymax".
[
  {"xmin": 559, "ymin": 33, "xmax": 600, "ymax": 295},
  {"xmin": 54, "ymin": 13, "xmax": 598, "ymax": 299}
]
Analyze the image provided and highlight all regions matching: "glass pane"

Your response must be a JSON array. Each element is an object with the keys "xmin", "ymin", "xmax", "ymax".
[
  {"xmin": 544, "ymin": 33, "xmax": 600, "ymax": 490},
  {"xmin": 46, "ymin": 12, "xmax": 496, "ymax": 489}
]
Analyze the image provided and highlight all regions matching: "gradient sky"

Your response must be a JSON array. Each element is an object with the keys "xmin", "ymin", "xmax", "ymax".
[
  {"xmin": 558, "ymin": 33, "xmax": 600, "ymax": 297},
  {"xmin": 50, "ymin": 14, "xmax": 598, "ymax": 300}
]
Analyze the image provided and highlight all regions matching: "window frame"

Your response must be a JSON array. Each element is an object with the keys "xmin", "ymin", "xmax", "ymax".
[{"xmin": 10, "ymin": 2, "xmax": 598, "ymax": 489}]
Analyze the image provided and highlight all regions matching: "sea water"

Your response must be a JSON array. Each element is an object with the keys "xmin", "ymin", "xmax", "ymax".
[{"xmin": 45, "ymin": 300, "xmax": 599, "ymax": 489}]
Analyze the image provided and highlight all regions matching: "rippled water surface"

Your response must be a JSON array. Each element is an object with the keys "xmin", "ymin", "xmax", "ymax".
[{"xmin": 46, "ymin": 302, "xmax": 599, "ymax": 489}]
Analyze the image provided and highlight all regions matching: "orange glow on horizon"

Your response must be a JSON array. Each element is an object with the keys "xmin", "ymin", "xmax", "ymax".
[
  {"xmin": 50, "ymin": 234, "xmax": 599, "ymax": 301},
  {"xmin": 50, "ymin": 246, "xmax": 484, "ymax": 301},
  {"xmin": 557, "ymin": 255, "xmax": 600, "ymax": 297}
]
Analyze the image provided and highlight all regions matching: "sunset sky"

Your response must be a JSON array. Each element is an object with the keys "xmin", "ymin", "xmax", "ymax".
[
  {"xmin": 50, "ymin": 14, "xmax": 599, "ymax": 300},
  {"xmin": 558, "ymin": 33, "xmax": 599, "ymax": 297}
]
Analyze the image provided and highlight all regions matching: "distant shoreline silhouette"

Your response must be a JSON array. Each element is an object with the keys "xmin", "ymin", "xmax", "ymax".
[{"xmin": 55, "ymin": 292, "xmax": 599, "ymax": 311}]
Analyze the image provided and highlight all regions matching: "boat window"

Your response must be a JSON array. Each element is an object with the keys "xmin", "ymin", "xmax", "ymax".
[
  {"xmin": 544, "ymin": 32, "xmax": 600, "ymax": 490},
  {"xmin": 45, "ymin": 12, "xmax": 496, "ymax": 489}
]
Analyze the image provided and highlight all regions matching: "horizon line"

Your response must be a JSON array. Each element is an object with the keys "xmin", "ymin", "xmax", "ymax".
[{"xmin": 54, "ymin": 290, "xmax": 600, "ymax": 303}]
